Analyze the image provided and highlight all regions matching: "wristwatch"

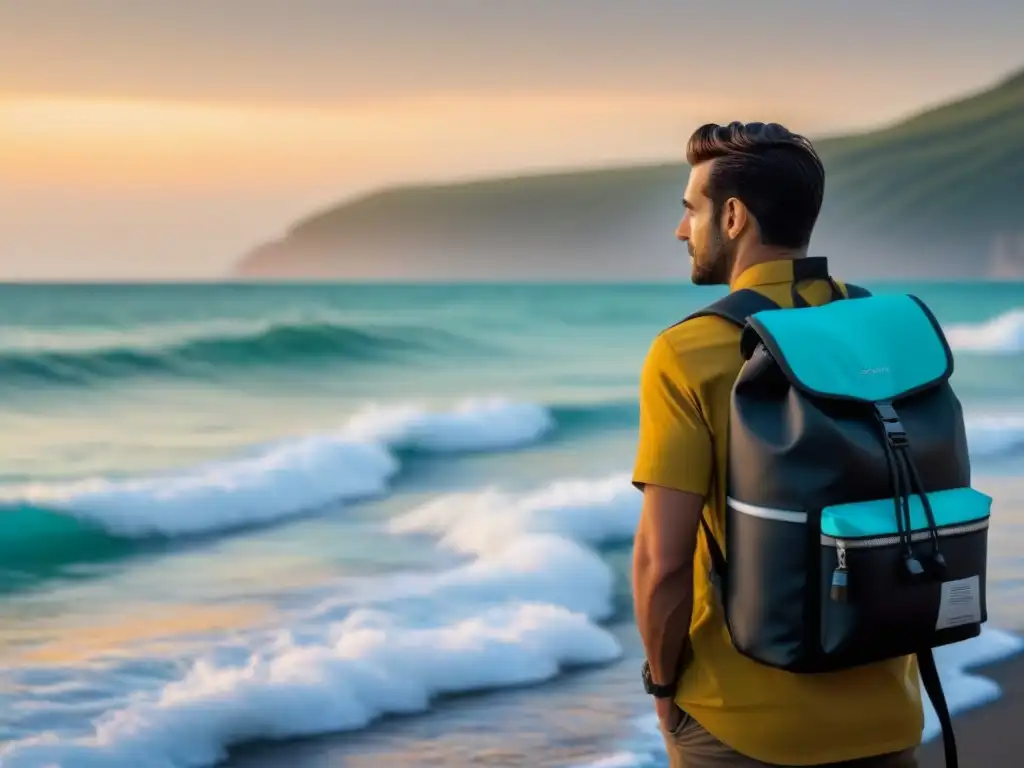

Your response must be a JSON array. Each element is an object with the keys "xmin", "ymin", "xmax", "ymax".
[{"xmin": 641, "ymin": 660, "xmax": 676, "ymax": 698}]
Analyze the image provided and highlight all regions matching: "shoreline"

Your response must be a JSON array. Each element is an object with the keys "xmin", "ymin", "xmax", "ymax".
[
  {"xmin": 918, "ymin": 650, "xmax": 1024, "ymax": 766},
  {"xmin": 221, "ymin": 621, "xmax": 651, "ymax": 768},
  {"xmin": 219, "ymin": 623, "xmax": 1024, "ymax": 768}
]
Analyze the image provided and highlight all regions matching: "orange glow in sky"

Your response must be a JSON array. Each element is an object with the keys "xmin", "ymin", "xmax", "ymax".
[
  {"xmin": 2, "ymin": 0, "xmax": 1022, "ymax": 278},
  {"xmin": 1, "ymin": 89, "xmax": 818, "ymax": 191}
]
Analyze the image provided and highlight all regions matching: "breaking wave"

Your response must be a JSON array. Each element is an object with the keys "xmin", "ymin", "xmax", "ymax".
[{"xmin": 0, "ymin": 318, "xmax": 481, "ymax": 386}]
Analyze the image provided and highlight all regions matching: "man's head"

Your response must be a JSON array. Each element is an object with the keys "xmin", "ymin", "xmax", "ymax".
[{"xmin": 676, "ymin": 121, "xmax": 825, "ymax": 286}]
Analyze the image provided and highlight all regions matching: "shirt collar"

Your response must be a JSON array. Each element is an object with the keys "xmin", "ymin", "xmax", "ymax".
[{"xmin": 731, "ymin": 256, "xmax": 829, "ymax": 292}]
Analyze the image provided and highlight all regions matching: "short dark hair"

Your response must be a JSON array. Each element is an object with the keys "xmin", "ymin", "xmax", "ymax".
[{"xmin": 685, "ymin": 121, "xmax": 825, "ymax": 249}]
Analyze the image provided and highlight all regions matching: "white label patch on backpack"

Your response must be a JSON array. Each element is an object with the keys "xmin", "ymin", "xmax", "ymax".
[{"xmin": 935, "ymin": 575, "xmax": 982, "ymax": 631}]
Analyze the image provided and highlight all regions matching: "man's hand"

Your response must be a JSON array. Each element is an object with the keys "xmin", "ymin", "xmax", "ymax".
[
  {"xmin": 655, "ymin": 696, "xmax": 684, "ymax": 734},
  {"xmin": 632, "ymin": 484, "xmax": 705, "ymax": 697}
]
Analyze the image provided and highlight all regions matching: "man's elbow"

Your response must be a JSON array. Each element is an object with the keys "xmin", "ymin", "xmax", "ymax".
[
  {"xmin": 649, "ymin": 552, "xmax": 694, "ymax": 583},
  {"xmin": 637, "ymin": 545, "xmax": 693, "ymax": 586},
  {"xmin": 634, "ymin": 531, "xmax": 694, "ymax": 580},
  {"xmin": 643, "ymin": 531, "xmax": 696, "ymax": 577}
]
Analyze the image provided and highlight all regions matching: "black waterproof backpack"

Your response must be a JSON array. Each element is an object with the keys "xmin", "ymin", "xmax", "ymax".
[{"xmin": 685, "ymin": 268, "xmax": 989, "ymax": 768}]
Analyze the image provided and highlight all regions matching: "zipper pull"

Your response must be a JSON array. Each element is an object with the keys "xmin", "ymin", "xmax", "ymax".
[{"xmin": 830, "ymin": 542, "xmax": 849, "ymax": 602}]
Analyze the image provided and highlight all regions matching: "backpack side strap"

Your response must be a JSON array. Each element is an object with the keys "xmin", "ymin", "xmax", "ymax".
[{"xmin": 919, "ymin": 646, "xmax": 959, "ymax": 768}]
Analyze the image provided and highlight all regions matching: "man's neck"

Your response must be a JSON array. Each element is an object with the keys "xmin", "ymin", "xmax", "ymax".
[{"xmin": 728, "ymin": 247, "xmax": 807, "ymax": 289}]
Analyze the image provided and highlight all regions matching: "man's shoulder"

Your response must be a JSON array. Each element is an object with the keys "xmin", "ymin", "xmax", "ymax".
[
  {"xmin": 648, "ymin": 313, "xmax": 744, "ymax": 389},
  {"xmin": 658, "ymin": 312, "xmax": 743, "ymax": 360}
]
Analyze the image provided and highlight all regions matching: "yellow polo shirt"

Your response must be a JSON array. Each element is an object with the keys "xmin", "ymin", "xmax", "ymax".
[{"xmin": 632, "ymin": 259, "xmax": 923, "ymax": 765}]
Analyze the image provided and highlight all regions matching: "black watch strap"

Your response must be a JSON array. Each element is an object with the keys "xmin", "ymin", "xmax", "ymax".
[{"xmin": 641, "ymin": 660, "xmax": 676, "ymax": 698}]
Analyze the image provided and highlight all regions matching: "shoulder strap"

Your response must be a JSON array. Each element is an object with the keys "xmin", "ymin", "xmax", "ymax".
[
  {"xmin": 919, "ymin": 647, "xmax": 958, "ymax": 768},
  {"xmin": 678, "ymin": 290, "xmax": 780, "ymax": 598},
  {"xmin": 681, "ymin": 289, "xmax": 782, "ymax": 329},
  {"xmin": 681, "ymin": 281, "xmax": 870, "ymax": 330}
]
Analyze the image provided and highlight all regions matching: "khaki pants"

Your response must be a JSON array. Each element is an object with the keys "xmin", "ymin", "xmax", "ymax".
[{"xmin": 662, "ymin": 710, "xmax": 918, "ymax": 768}]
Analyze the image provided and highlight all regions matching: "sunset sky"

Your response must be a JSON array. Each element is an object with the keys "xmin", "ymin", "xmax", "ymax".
[{"xmin": 2, "ymin": 0, "xmax": 1023, "ymax": 280}]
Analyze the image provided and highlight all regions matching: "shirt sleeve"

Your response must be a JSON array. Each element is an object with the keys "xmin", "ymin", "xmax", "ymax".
[{"xmin": 631, "ymin": 333, "xmax": 713, "ymax": 497}]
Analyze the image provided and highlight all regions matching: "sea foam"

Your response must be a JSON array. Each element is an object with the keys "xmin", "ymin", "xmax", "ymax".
[
  {"xmin": 946, "ymin": 308, "xmax": 1024, "ymax": 354},
  {"xmin": 1, "ymin": 397, "xmax": 1017, "ymax": 544},
  {"xmin": 0, "ymin": 473, "xmax": 636, "ymax": 768},
  {"xmin": 0, "ymin": 397, "xmax": 554, "ymax": 538}
]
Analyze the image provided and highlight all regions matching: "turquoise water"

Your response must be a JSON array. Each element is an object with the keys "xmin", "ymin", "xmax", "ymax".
[{"xmin": 1, "ymin": 281, "xmax": 1024, "ymax": 767}]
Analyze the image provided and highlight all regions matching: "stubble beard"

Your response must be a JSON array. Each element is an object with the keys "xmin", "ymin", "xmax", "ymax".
[{"xmin": 689, "ymin": 228, "xmax": 732, "ymax": 287}]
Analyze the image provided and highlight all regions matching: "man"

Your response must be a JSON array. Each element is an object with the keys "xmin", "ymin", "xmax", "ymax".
[{"xmin": 631, "ymin": 122, "xmax": 922, "ymax": 767}]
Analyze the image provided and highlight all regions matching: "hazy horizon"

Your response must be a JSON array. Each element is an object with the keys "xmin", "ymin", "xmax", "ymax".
[{"xmin": 2, "ymin": 1, "xmax": 1023, "ymax": 280}]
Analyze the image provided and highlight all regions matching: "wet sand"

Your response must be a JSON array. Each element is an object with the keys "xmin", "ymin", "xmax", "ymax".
[{"xmin": 918, "ymin": 653, "xmax": 1024, "ymax": 767}]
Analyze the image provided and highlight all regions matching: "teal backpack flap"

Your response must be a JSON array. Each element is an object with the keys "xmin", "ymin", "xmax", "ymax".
[
  {"xmin": 723, "ymin": 292, "xmax": 979, "ymax": 768},
  {"xmin": 743, "ymin": 293, "xmax": 954, "ymax": 403}
]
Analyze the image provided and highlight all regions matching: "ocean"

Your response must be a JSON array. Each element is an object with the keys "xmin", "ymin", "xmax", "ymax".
[{"xmin": 1, "ymin": 281, "xmax": 1024, "ymax": 768}]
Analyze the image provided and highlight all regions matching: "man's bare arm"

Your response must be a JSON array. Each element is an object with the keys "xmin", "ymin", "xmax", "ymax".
[{"xmin": 632, "ymin": 483, "xmax": 705, "ymax": 688}]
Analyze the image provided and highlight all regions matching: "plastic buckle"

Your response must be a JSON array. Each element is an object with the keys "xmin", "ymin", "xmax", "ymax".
[
  {"xmin": 874, "ymin": 402, "xmax": 908, "ymax": 446},
  {"xmin": 875, "ymin": 402, "xmax": 898, "ymax": 421}
]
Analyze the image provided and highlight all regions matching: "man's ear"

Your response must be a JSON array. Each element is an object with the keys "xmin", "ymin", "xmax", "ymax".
[{"xmin": 723, "ymin": 197, "xmax": 750, "ymax": 241}]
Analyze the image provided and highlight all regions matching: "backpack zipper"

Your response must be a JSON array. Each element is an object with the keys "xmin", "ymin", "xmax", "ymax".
[
  {"xmin": 821, "ymin": 518, "xmax": 989, "ymax": 551},
  {"xmin": 825, "ymin": 518, "xmax": 988, "ymax": 603}
]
